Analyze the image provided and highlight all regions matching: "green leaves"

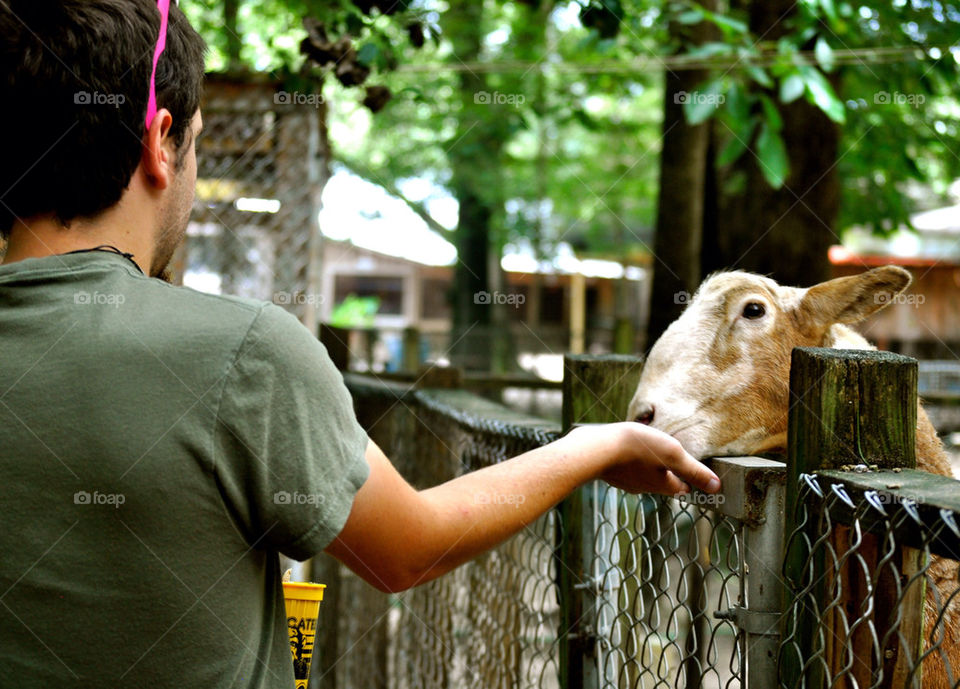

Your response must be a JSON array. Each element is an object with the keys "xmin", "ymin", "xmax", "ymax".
[
  {"xmin": 818, "ymin": 0, "xmax": 839, "ymax": 25},
  {"xmin": 716, "ymin": 117, "xmax": 755, "ymax": 166},
  {"xmin": 814, "ymin": 36, "xmax": 835, "ymax": 72},
  {"xmin": 745, "ymin": 65, "xmax": 774, "ymax": 88},
  {"xmin": 800, "ymin": 66, "xmax": 845, "ymax": 123},
  {"xmin": 683, "ymin": 78, "xmax": 726, "ymax": 125},
  {"xmin": 356, "ymin": 42, "xmax": 379, "ymax": 66},
  {"xmin": 779, "ymin": 73, "xmax": 805, "ymax": 103},
  {"xmin": 755, "ymin": 122, "xmax": 789, "ymax": 189},
  {"xmin": 696, "ymin": 5, "xmax": 748, "ymax": 38}
]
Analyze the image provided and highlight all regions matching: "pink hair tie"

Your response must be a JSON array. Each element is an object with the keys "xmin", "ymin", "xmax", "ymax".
[{"xmin": 144, "ymin": 0, "xmax": 172, "ymax": 131}]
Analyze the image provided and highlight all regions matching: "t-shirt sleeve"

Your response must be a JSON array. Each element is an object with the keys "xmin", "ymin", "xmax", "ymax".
[{"xmin": 213, "ymin": 303, "xmax": 370, "ymax": 560}]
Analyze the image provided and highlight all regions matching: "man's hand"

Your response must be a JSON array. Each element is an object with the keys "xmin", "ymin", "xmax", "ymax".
[{"xmin": 565, "ymin": 422, "xmax": 720, "ymax": 496}]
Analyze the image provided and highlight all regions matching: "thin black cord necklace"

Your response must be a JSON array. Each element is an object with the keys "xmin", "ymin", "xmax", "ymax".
[{"xmin": 62, "ymin": 245, "xmax": 144, "ymax": 275}]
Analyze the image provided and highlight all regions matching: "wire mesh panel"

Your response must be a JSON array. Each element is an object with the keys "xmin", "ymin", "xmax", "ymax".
[
  {"xmin": 780, "ymin": 471, "xmax": 960, "ymax": 689},
  {"xmin": 592, "ymin": 488, "xmax": 744, "ymax": 689},
  {"xmin": 323, "ymin": 375, "xmax": 786, "ymax": 689},
  {"xmin": 185, "ymin": 77, "xmax": 325, "ymax": 328},
  {"xmin": 335, "ymin": 375, "xmax": 563, "ymax": 689},
  {"xmin": 919, "ymin": 361, "xmax": 960, "ymax": 397}
]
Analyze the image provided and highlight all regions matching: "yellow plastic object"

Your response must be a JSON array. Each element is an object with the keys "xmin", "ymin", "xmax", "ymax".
[{"xmin": 282, "ymin": 581, "xmax": 326, "ymax": 689}]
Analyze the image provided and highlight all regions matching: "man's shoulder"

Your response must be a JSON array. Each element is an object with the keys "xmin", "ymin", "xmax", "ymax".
[
  {"xmin": 126, "ymin": 278, "xmax": 310, "ymax": 358},
  {"xmin": 138, "ymin": 279, "xmax": 270, "ymax": 329}
]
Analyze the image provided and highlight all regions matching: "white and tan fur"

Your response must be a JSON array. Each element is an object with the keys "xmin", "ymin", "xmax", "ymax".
[{"xmin": 628, "ymin": 267, "xmax": 958, "ymax": 687}]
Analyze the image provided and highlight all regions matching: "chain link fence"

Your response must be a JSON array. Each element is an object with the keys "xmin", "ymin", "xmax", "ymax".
[
  {"xmin": 591, "ymin": 488, "xmax": 745, "ymax": 689},
  {"xmin": 180, "ymin": 76, "xmax": 326, "ymax": 330},
  {"xmin": 320, "ymin": 373, "xmax": 563, "ymax": 689},
  {"xmin": 780, "ymin": 470, "xmax": 960, "ymax": 689},
  {"xmin": 306, "ymin": 368, "xmax": 792, "ymax": 689}
]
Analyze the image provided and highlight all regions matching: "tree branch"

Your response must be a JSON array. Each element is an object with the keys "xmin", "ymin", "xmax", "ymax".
[{"xmin": 336, "ymin": 157, "xmax": 452, "ymax": 236}]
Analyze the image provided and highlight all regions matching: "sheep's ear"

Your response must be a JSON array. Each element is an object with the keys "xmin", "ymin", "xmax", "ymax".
[{"xmin": 799, "ymin": 266, "xmax": 912, "ymax": 327}]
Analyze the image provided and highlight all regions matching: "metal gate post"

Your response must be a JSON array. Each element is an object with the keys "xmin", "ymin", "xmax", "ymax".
[
  {"xmin": 709, "ymin": 457, "xmax": 787, "ymax": 688},
  {"xmin": 742, "ymin": 470, "xmax": 786, "ymax": 687}
]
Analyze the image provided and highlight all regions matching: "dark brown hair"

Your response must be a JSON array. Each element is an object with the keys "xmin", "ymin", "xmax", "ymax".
[{"xmin": 0, "ymin": 0, "xmax": 206, "ymax": 236}]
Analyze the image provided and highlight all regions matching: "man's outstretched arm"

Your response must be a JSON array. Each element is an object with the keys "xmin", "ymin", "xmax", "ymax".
[{"xmin": 324, "ymin": 423, "xmax": 721, "ymax": 593}]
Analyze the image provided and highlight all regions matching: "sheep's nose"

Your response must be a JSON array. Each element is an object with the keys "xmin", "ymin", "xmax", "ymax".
[{"xmin": 633, "ymin": 403, "xmax": 655, "ymax": 425}]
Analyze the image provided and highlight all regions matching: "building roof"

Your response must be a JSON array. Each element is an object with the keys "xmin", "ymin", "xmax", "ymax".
[{"xmin": 829, "ymin": 244, "xmax": 960, "ymax": 268}]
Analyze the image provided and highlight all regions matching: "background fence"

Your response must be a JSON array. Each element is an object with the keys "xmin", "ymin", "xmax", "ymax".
[{"xmin": 175, "ymin": 76, "xmax": 326, "ymax": 331}]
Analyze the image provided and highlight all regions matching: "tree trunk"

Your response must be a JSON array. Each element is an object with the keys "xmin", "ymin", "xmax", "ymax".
[
  {"xmin": 444, "ymin": 0, "xmax": 505, "ymax": 372},
  {"xmin": 708, "ymin": 1, "xmax": 840, "ymax": 287},
  {"xmin": 223, "ymin": 0, "xmax": 242, "ymax": 72},
  {"xmin": 646, "ymin": 9, "xmax": 717, "ymax": 345}
]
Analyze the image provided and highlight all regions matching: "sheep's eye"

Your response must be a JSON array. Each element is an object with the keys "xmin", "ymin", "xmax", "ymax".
[{"xmin": 742, "ymin": 302, "xmax": 765, "ymax": 319}]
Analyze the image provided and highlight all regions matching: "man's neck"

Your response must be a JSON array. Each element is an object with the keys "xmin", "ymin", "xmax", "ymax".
[{"xmin": 3, "ymin": 201, "xmax": 156, "ymax": 273}]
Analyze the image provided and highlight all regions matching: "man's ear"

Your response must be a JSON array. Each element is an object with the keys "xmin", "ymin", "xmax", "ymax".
[
  {"xmin": 798, "ymin": 266, "xmax": 912, "ymax": 329},
  {"xmin": 141, "ymin": 108, "xmax": 175, "ymax": 189}
]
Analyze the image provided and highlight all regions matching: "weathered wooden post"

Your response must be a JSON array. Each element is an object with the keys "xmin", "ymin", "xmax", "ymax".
[
  {"xmin": 782, "ymin": 347, "xmax": 922, "ymax": 688},
  {"xmin": 612, "ymin": 316, "xmax": 635, "ymax": 355},
  {"xmin": 569, "ymin": 273, "xmax": 586, "ymax": 355},
  {"xmin": 402, "ymin": 326, "xmax": 420, "ymax": 373},
  {"xmin": 558, "ymin": 354, "xmax": 644, "ymax": 689}
]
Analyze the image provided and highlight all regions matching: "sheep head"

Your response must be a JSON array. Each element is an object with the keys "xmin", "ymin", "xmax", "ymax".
[{"xmin": 627, "ymin": 266, "xmax": 912, "ymax": 459}]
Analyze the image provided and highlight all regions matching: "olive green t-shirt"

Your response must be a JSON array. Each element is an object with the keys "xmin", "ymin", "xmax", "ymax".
[{"xmin": 0, "ymin": 252, "xmax": 370, "ymax": 688}]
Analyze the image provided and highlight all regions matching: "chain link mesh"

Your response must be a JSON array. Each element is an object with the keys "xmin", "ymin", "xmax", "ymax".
[
  {"xmin": 780, "ymin": 472, "xmax": 960, "ymax": 689},
  {"xmin": 184, "ymin": 79, "xmax": 324, "ymax": 326},
  {"xmin": 593, "ymin": 488, "xmax": 744, "ymax": 689},
  {"xmin": 314, "ymin": 374, "xmax": 752, "ymax": 689}
]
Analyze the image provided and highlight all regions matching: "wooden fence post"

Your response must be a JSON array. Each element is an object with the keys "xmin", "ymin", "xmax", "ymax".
[
  {"xmin": 612, "ymin": 316, "xmax": 635, "ymax": 355},
  {"xmin": 402, "ymin": 326, "xmax": 420, "ymax": 373},
  {"xmin": 558, "ymin": 354, "xmax": 644, "ymax": 689},
  {"xmin": 783, "ymin": 347, "xmax": 920, "ymax": 688}
]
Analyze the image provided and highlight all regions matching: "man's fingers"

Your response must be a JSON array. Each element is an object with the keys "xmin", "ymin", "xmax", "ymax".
[
  {"xmin": 621, "ymin": 423, "xmax": 721, "ymax": 494},
  {"xmin": 672, "ymin": 449, "xmax": 721, "ymax": 494},
  {"xmin": 658, "ymin": 471, "xmax": 690, "ymax": 495}
]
